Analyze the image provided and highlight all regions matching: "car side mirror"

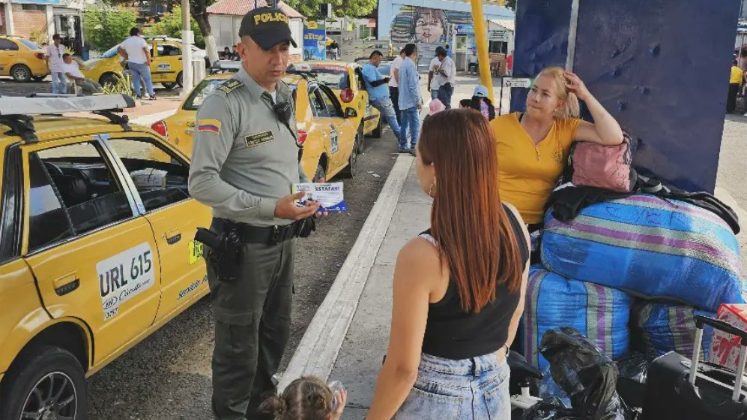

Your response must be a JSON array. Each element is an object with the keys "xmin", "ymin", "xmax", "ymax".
[{"xmin": 345, "ymin": 107, "xmax": 358, "ymax": 119}]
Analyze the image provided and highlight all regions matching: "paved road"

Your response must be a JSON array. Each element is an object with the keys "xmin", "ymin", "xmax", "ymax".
[
  {"xmin": 0, "ymin": 77, "xmax": 183, "ymax": 99},
  {"xmin": 85, "ymin": 130, "xmax": 400, "ymax": 419}
]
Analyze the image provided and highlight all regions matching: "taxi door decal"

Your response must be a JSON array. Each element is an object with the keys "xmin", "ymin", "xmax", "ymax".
[{"xmin": 330, "ymin": 124, "xmax": 339, "ymax": 154}]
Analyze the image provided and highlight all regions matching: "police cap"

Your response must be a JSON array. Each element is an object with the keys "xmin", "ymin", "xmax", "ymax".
[{"xmin": 239, "ymin": 7, "xmax": 298, "ymax": 50}]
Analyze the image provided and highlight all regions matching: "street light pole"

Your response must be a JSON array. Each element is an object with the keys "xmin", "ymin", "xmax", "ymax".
[{"xmin": 181, "ymin": 0, "xmax": 194, "ymax": 96}]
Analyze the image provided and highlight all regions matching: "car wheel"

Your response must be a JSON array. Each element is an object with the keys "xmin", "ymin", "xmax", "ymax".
[
  {"xmin": 99, "ymin": 73, "xmax": 119, "ymax": 88},
  {"xmin": 371, "ymin": 116, "xmax": 382, "ymax": 138},
  {"xmin": 32, "ymin": 75, "xmax": 46, "ymax": 82},
  {"xmin": 11, "ymin": 64, "xmax": 32, "ymax": 82},
  {"xmin": 162, "ymin": 82, "xmax": 177, "ymax": 90},
  {"xmin": 176, "ymin": 71, "xmax": 184, "ymax": 88},
  {"xmin": 0, "ymin": 346, "xmax": 87, "ymax": 420},
  {"xmin": 355, "ymin": 125, "xmax": 365, "ymax": 154},
  {"xmin": 341, "ymin": 133, "xmax": 359, "ymax": 179},
  {"xmin": 313, "ymin": 163, "xmax": 326, "ymax": 183}
]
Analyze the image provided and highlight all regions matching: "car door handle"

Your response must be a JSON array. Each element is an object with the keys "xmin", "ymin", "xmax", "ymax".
[
  {"xmin": 54, "ymin": 272, "xmax": 80, "ymax": 296},
  {"xmin": 178, "ymin": 58, "xmax": 182, "ymax": 61},
  {"xmin": 165, "ymin": 229, "xmax": 182, "ymax": 245}
]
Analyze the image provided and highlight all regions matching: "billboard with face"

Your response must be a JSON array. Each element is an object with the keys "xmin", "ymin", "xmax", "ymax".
[{"xmin": 389, "ymin": 5, "xmax": 473, "ymax": 44}]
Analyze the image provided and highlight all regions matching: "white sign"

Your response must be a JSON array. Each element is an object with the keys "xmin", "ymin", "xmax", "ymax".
[
  {"xmin": 97, "ymin": 243, "xmax": 155, "ymax": 321},
  {"xmin": 488, "ymin": 29, "xmax": 511, "ymax": 43},
  {"xmin": 293, "ymin": 182, "xmax": 348, "ymax": 212},
  {"xmin": 157, "ymin": 63, "xmax": 171, "ymax": 71},
  {"xmin": 503, "ymin": 78, "xmax": 533, "ymax": 88}
]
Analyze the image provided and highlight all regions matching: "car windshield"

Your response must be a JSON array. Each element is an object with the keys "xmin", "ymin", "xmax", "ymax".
[
  {"xmin": 184, "ymin": 78, "xmax": 297, "ymax": 110},
  {"xmin": 20, "ymin": 39, "xmax": 41, "ymax": 50},
  {"xmin": 102, "ymin": 45, "xmax": 120, "ymax": 59},
  {"xmin": 307, "ymin": 66, "xmax": 347, "ymax": 89}
]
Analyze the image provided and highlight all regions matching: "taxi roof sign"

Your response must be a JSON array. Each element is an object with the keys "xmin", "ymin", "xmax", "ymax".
[{"xmin": 0, "ymin": 94, "xmax": 136, "ymax": 117}]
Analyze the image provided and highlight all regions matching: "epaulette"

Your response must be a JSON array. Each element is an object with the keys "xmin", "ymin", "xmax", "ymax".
[{"xmin": 218, "ymin": 79, "xmax": 244, "ymax": 94}]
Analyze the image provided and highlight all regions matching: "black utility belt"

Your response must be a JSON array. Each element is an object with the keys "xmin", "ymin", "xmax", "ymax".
[{"xmin": 214, "ymin": 218, "xmax": 300, "ymax": 245}]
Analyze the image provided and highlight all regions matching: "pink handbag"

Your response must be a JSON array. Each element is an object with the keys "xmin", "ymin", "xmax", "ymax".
[{"xmin": 571, "ymin": 134, "xmax": 633, "ymax": 193}]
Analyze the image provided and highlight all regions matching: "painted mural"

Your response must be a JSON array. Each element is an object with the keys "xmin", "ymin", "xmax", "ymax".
[{"xmin": 390, "ymin": 5, "xmax": 473, "ymax": 44}]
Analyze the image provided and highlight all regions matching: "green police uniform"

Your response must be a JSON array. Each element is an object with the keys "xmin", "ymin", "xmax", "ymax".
[{"xmin": 187, "ymin": 8, "xmax": 308, "ymax": 420}]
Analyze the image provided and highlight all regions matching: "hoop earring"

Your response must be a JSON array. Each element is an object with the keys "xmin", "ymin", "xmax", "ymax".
[{"xmin": 428, "ymin": 182, "xmax": 436, "ymax": 198}]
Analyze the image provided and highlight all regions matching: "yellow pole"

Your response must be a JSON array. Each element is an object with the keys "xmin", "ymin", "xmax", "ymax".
[{"xmin": 470, "ymin": 0, "xmax": 495, "ymax": 102}]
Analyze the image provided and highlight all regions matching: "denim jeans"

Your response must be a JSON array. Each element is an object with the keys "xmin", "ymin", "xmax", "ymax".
[
  {"xmin": 128, "ymin": 62, "xmax": 155, "ymax": 97},
  {"xmin": 370, "ymin": 97, "xmax": 401, "ymax": 141},
  {"xmin": 399, "ymin": 107, "xmax": 419, "ymax": 150},
  {"xmin": 51, "ymin": 72, "xmax": 67, "ymax": 94},
  {"xmin": 431, "ymin": 89, "xmax": 439, "ymax": 100},
  {"xmin": 394, "ymin": 352, "xmax": 511, "ymax": 420},
  {"xmin": 438, "ymin": 83, "xmax": 455, "ymax": 109}
]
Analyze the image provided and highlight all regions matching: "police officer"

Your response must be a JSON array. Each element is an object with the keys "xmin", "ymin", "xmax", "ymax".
[{"xmin": 188, "ymin": 7, "xmax": 321, "ymax": 420}]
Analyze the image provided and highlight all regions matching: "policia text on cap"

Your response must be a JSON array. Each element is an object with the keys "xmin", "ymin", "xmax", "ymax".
[{"xmin": 187, "ymin": 7, "xmax": 325, "ymax": 420}]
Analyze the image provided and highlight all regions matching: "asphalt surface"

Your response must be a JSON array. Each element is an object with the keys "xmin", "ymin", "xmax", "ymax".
[
  {"xmin": 82, "ymin": 129, "xmax": 399, "ymax": 419},
  {"xmin": 0, "ymin": 77, "xmax": 183, "ymax": 98}
]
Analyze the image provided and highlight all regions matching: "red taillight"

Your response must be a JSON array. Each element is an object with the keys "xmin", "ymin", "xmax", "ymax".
[
  {"xmin": 35, "ymin": 53, "xmax": 45, "ymax": 60},
  {"xmin": 340, "ymin": 88, "xmax": 354, "ymax": 104},
  {"xmin": 297, "ymin": 129, "xmax": 308, "ymax": 146},
  {"xmin": 151, "ymin": 120, "xmax": 168, "ymax": 139}
]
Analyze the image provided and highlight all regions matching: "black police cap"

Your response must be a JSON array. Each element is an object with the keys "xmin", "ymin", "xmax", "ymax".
[{"xmin": 239, "ymin": 7, "xmax": 298, "ymax": 50}]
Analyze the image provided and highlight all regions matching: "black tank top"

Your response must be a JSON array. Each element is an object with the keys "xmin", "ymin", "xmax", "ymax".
[{"xmin": 420, "ymin": 207, "xmax": 529, "ymax": 360}]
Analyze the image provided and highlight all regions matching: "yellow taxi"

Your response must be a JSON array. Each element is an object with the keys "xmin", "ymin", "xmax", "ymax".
[
  {"xmin": 152, "ymin": 67, "xmax": 361, "ymax": 182},
  {"xmin": 0, "ymin": 35, "xmax": 49, "ymax": 82},
  {"xmin": 0, "ymin": 94, "xmax": 211, "ymax": 419},
  {"xmin": 288, "ymin": 61, "xmax": 382, "ymax": 152},
  {"xmin": 82, "ymin": 36, "xmax": 208, "ymax": 89}
]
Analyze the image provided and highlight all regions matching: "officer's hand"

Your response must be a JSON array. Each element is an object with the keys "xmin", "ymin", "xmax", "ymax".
[{"xmin": 274, "ymin": 192, "xmax": 321, "ymax": 220}]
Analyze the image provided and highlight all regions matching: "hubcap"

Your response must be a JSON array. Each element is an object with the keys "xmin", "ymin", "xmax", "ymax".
[
  {"xmin": 21, "ymin": 372, "xmax": 77, "ymax": 420},
  {"xmin": 13, "ymin": 68, "xmax": 28, "ymax": 80}
]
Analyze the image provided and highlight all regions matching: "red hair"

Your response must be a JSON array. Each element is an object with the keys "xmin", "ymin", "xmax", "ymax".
[{"xmin": 419, "ymin": 109, "xmax": 523, "ymax": 313}]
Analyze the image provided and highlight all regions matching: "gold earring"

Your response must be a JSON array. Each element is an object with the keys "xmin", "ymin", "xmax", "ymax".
[{"xmin": 428, "ymin": 182, "xmax": 436, "ymax": 198}]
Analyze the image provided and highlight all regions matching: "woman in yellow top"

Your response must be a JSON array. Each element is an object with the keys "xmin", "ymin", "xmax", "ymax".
[
  {"xmin": 728, "ymin": 60, "xmax": 744, "ymax": 114},
  {"xmin": 490, "ymin": 67, "xmax": 624, "ymax": 229}
]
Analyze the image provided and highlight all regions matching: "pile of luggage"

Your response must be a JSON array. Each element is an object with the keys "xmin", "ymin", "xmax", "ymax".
[{"xmin": 522, "ymin": 192, "xmax": 746, "ymax": 399}]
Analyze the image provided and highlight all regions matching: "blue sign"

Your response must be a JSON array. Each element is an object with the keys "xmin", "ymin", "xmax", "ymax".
[
  {"xmin": 13, "ymin": 0, "xmax": 62, "ymax": 4},
  {"xmin": 303, "ymin": 21, "xmax": 326, "ymax": 61},
  {"xmin": 456, "ymin": 24, "xmax": 475, "ymax": 35}
]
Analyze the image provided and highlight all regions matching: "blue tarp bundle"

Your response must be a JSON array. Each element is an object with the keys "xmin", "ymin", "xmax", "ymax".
[{"xmin": 630, "ymin": 300, "xmax": 715, "ymax": 360}]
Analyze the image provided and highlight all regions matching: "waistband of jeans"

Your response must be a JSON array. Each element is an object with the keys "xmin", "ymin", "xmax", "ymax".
[{"xmin": 419, "ymin": 352, "xmax": 507, "ymax": 376}]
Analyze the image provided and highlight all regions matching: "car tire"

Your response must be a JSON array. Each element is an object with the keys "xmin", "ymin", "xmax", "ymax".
[
  {"xmin": 313, "ymin": 163, "xmax": 326, "ymax": 183},
  {"xmin": 99, "ymin": 73, "xmax": 119, "ymax": 88},
  {"xmin": 0, "ymin": 346, "xmax": 87, "ymax": 420},
  {"xmin": 355, "ymin": 125, "xmax": 365, "ymax": 154},
  {"xmin": 162, "ymin": 82, "xmax": 177, "ymax": 90},
  {"xmin": 10, "ymin": 64, "xmax": 32, "ymax": 82},
  {"xmin": 371, "ymin": 116, "xmax": 383, "ymax": 138},
  {"xmin": 176, "ymin": 71, "xmax": 184, "ymax": 88},
  {"xmin": 32, "ymin": 76, "xmax": 46, "ymax": 82},
  {"xmin": 341, "ymin": 133, "xmax": 359, "ymax": 179}
]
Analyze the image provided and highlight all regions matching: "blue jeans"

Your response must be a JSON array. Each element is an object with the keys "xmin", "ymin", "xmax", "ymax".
[
  {"xmin": 394, "ymin": 353, "xmax": 510, "ymax": 420},
  {"xmin": 438, "ymin": 83, "xmax": 454, "ymax": 109},
  {"xmin": 399, "ymin": 107, "xmax": 419, "ymax": 150},
  {"xmin": 51, "ymin": 72, "xmax": 67, "ymax": 94},
  {"xmin": 129, "ymin": 62, "xmax": 155, "ymax": 97},
  {"xmin": 431, "ymin": 89, "xmax": 439, "ymax": 100},
  {"xmin": 370, "ymin": 97, "xmax": 401, "ymax": 141}
]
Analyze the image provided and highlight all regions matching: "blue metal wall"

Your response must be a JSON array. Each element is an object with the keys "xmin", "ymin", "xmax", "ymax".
[{"xmin": 511, "ymin": 0, "xmax": 741, "ymax": 193}]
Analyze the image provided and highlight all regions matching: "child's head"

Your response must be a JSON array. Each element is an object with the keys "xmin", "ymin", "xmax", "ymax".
[
  {"xmin": 260, "ymin": 376, "xmax": 335, "ymax": 420},
  {"xmin": 429, "ymin": 98, "xmax": 445, "ymax": 115},
  {"xmin": 459, "ymin": 98, "xmax": 472, "ymax": 108}
]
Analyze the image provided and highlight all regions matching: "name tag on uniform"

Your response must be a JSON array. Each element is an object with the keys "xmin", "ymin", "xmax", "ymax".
[{"xmin": 245, "ymin": 131, "xmax": 275, "ymax": 148}]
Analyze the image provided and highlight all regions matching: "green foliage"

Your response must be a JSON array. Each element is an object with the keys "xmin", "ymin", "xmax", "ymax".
[
  {"xmin": 100, "ymin": 72, "xmax": 134, "ymax": 96},
  {"xmin": 283, "ymin": 0, "xmax": 377, "ymax": 19},
  {"xmin": 83, "ymin": 7, "xmax": 138, "ymax": 52},
  {"xmin": 29, "ymin": 29, "xmax": 48, "ymax": 46},
  {"xmin": 143, "ymin": 7, "xmax": 205, "ymax": 48}
]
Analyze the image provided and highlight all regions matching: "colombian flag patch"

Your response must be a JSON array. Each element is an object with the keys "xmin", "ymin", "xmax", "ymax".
[{"xmin": 197, "ymin": 119, "xmax": 221, "ymax": 134}]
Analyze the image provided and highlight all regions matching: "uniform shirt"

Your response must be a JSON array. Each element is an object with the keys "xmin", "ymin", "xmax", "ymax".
[
  {"xmin": 435, "ymin": 56, "xmax": 456, "ymax": 87},
  {"xmin": 398, "ymin": 57, "xmax": 421, "ymax": 110},
  {"xmin": 188, "ymin": 68, "xmax": 309, "ymax": 227},
  {"xmin": 62, "ymin": 61, "xmax": 84, "ymax": 79},
  {"xmin": 361, "ymin": 63, "xmax": 389, "ymax": 101},
  {"xmin": 491, "ymin": 113, "xmax": 582, "ymax": 224},
  {"xmin": 389, "ymin": 56, "xmax": 404, "ymax": 88},
  {"xmin": 428, "ymin": 57, "xmax": 441, "ymax": 91},
  {"xmin": 731, "ymin": 66, "xmax": 744, "ymax": 85},
  {"xmin": 46, "ymin": 43, "xmax": 65, "ymax": 73},
  {"xmin": 120, "ymin": 36, "xmax": 149, "ymax": 64}
]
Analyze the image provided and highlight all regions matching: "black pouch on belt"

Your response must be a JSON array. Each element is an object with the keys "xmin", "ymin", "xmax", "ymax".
[{"xmin": 195, "ymin": 223, "xmax": 244, "ymax": 283}]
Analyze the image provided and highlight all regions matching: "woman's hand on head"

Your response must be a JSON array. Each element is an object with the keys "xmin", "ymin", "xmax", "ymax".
[{"xmin": 564, "ymin": 71, "xmax": 591, "ymax": 102}]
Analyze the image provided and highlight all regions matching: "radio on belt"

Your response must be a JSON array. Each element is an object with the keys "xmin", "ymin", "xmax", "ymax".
[{"xmin": 293, "ymin": 182, "xmax": 348, "ymax": 212}]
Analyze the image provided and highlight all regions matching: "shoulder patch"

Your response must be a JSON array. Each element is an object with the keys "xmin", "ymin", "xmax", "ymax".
[{"xmin": 218, "ymin": 79, "xmax": 244, "ymax": 94}]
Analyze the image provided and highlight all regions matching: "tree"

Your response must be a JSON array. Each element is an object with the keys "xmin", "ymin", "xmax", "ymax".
[
  {"xmin": 283, "ymin": 0, "xmax": 378, "ymax": 19},
  {"xmin": 144, "ymin": 7, "xmax": 205, "ymax": 48},
  {"xmin": 83, "ymin": 7, "xmax": 139, "ymax": 52}
]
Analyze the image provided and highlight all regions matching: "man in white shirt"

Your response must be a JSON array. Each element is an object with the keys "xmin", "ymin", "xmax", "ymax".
[
  {"xmin": 61, "ymin": 54, "xmax": 102, "ymax": 96},
  {"xmin": 118, "ymin": 27, "xmax": 156, "ymax": 100},
  {"xmin": 468, "ymin": 51, "xmax": 478, "ymax": 75},
  {"xmin": 434, "ymin": 46, "xmax": 456, "ymax": 109},
  {"xmin": 46, "ymin": 34, "xmax": 67, "ymax": 94},
  {"xmin": 427, "ymin": 56, "xmax": 441, "ymax": 100},
  {"xmin": 388, "ymin": 48, "xmax": 406, "ymax": 125}
]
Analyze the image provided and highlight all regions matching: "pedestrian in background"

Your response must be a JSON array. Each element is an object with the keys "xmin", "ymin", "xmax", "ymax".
[
  {"xmin": 728, "ymin": 60, "xmax": 743, "ymax": 114},
  {"xmin": 46, "ymin": 34, "xmax": 66, "ymax": 94},
  {"xmin": 398, "ymin": 43, "xmax": 422, "ymax": 154},
  {"xmin": 434, "ymin": 46, "xmax": 456, "ymax": 109},
  {"xmin": 188, "ymin": 7, "xmax": 322, "ymax": 420},
  {"xmin": 389, "ymin": 48, "xmax": 406, "ymax": 125},
  {"xmin": 468, "ymin": 51, "xmax": 478, "ymax": 75},
  {"xmin": 471, "ymin": 85, "xmax": 496, "ymax": 121},
  {"xmin": 118, "ymin": 27, "xmax": 156, "ymax": 100},
  {"xmin": 361, "ymin": 50, "xmax": 402, "ymax": 145},
  {"xmin": 366, "ymin": 109, "xmax": 530, "ymax": 419},
  {"xmin": 427, "ymin": 55, "xmax": 441, "ymax": 100}
]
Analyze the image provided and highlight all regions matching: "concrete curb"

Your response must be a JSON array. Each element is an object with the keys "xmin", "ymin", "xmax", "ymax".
[{"xmin": 279, "ymin": 154, "xmax": 414, "ymax": 390}]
